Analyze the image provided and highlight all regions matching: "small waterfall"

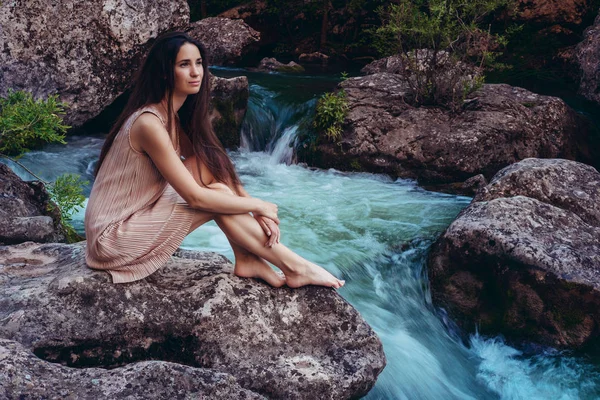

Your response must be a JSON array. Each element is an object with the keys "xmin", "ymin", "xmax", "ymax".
[{"xmin": 240, "ymin": 83, "xmax": 316, "ymax": 165}]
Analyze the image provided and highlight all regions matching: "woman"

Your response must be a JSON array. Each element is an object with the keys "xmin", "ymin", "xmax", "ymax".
[{"xmin": 85, "ymin": 31, "xmax": 344, "ymax": 289}]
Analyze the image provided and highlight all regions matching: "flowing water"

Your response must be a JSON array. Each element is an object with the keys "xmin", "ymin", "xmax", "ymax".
[{"xmin": 5, "ymin": 69, "xmax": 600, "ymax": 399}]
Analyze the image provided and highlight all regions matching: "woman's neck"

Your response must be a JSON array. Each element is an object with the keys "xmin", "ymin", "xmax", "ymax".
[{"xmin": 160, "ymin": 93, "xmax": 187, "ymax": 120}]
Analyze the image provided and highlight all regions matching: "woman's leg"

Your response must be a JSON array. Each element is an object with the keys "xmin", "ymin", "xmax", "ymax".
[
  {"xmin": 214, "ymin": 213, "xmax": 344, "ymax": 289},
  {"xmin": 184, "ymin": 157, "xmax": 285, "ymax": 287},
  {"xmin": 184, "ymin": 156, "xmax": 344, "ymax": 289}
]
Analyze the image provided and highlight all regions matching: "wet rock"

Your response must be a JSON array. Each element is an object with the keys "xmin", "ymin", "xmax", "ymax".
[
  {"xmin": 0, "ymin": 164, "xmax": 66, "ymax": 245},
  {"xmin": 0, "ymin": 242, "xmax": 385, "ymax": 399},
  {"xmin": 428, "ymin": 158, "xmax": 600, "ymax": 348},
  {"xmin": 299, "ymin": 52, "xmax": 330, "ymax": 66},
  {"xmin": 0, "ymin": 338, "xmax": 264, "ymax": 399},
  {"xmin": 0, "ymin": 0, "xmax": 190, "ymax": 128},
  {"xmin": 577, "ymin": 8, "xmax": 600, "ymax": 104},
  {"xmin": 210, "ymin": 75, "xmax": 249, "ymax": 149},
  {"xmin": 257, "ymin": 57, "xmax": 305, "ymax": 73},
  {"xmin": 187, "ymin": 17, "xmax": 260, "ymax": 66},
  {"xmin": 300, "ymin": 74, "xmax": 592, "ymax": 195}
]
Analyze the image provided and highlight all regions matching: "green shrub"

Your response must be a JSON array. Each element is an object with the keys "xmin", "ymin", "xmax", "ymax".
[
  {"xmin": 47, "ymin": 174, "xmax": 88, "ymax": 243},
  {"xmin": 0, "ymin": 89, "xmax": 69, "ymax": 157},
  {"xmin": 0, "ymin": 90, "xmax": 85, "ymax": 243},
  {"xmin": 372, "ymin": 0, "xmax": 512, "ymax": 110},
  {"xmin": 313, "ymin": 90, "xmax": 349, "ymax": 142}
]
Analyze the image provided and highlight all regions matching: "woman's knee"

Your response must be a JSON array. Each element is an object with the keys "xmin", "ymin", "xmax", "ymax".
[{"xmin": 208, "ymin": 182, "xmax": 235, "ymax": 196}]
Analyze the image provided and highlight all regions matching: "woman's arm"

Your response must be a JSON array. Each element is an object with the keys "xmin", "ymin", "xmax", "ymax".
[
  {"xmin": 236, "ymin": 184, "xmax": 281, "ymax": 246},
  {"xmin": 131, "ymin": 114, "xmax": 279, "ymax": 222}
]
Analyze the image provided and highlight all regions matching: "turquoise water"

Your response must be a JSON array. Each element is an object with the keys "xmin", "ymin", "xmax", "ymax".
[{"xmin": 5, "ymin": 69, "xmax": 600, "ymax": 399}]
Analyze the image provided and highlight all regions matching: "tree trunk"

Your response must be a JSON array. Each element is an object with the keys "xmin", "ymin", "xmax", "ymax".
[
  {"xmin": 201, "ymin": 0, "xmax": 207, "ymax": 18},
  {"xmin": 320, "ymin": 0, "xmax": 331, "ymax": 51}
]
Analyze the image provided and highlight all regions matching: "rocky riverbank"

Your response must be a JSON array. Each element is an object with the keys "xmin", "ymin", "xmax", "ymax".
[
  {"xmin": 0, "ymin": 242, "xmax": 386, "ymax": 399},
  {"xmin": 428, "ymin": 158, "xmax": 600, "ymax": 348},
  {"xmin": 298, "ymin": 70, "xmax": 593, "ymax": 195}
]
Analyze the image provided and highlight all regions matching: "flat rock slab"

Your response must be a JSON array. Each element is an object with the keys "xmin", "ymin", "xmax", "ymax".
[
  {"xmin": 0, "ymin": 242, "xmax": 385, "ymax": 399},
  {"xmin": 428, "ymin": 158, "xmax": 600, "ymax": 348}
]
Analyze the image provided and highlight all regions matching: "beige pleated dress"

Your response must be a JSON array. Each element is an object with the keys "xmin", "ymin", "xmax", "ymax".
[{"xmin": 85, "ymin": 105, "xmax": 201, "ymax": 283}]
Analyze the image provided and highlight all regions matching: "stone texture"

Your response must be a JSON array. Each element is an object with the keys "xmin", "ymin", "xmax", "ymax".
[
  {"xmin": 0, "ymin": 164, "xmax": 66, "ymax": 245},
  {"xmin": 0, "ymin": 338, "xmax": 264, "ymax": 399},
  {"xmin": 0, "ymin": 242, "xmax": 385, "ymax": 399},
  {"xmin": 511, "ymin": 0, "xmax": 591, "ymax": 24},
  {"xmin": 300, "ymin": 74, "xmax": 592, "ymax": 195},
  {"xmin": 187, "ymin": 17, "xmax": 260, "ymax": 66},
  {"xmin": 577, "ymin": 9, "xmax": 600, "ymax": 104},
  {"xmin": 0, "ymin": 0, "xmax": 190, "ymax": 128},
  {"xmin": 210, "ymin": 75, "xmax": 249, "ymax": 149},
  {"xmin": 257, "ymin": 57, "xmax": 305, "ymax": 73},
  {"xmin": 428, "ymin": 158, "xmax": 600, "ymax": 348}
]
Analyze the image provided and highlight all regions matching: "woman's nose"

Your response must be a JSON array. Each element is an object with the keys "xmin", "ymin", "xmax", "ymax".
[{"xmin": 192, "ymin": 65, "xmax": 201, "ymax": 76}]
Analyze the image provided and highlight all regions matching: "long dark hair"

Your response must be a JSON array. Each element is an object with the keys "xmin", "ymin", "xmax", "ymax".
[{"xmin": 95, "ymin": 31, "xmax": 241, "ymax": 193}]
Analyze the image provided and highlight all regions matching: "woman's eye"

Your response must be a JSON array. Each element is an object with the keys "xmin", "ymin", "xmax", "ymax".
[
  {"xmin": 196, "ymin": 61, "xmax": 203, "ymax": 65},
  {"xmin": 180, "ymin": 62, "xmax": 189, "ymax": 67}
]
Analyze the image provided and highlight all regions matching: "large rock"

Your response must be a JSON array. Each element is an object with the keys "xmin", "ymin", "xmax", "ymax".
[
  {"xmin": 577, "ymin": 9, "xmax": 600, "ymax": 104},
  {"xmin": 187, "ymin": 17, "xmax": 260, "ymax": 66},
  {"xmin": 300, "ymin": 74, "xmax": 592, "ymax": 194},
  {"xmin": 0, "ymin": 0, "xmax": 190, "ymax": 128},
  {"xmin": 210, "ymin": 75, "xmax": 249, "ymax": 149},
  {"xmin": 0, "ymin": 164, "xmax": 66, "ymax": 245},
  {"xmin": 0, "ymin": 242, "xmax": 385, "ymax": 399},
  {"xmin": 428, "ymin": 158, "xmax": 600, "ymax": 348},
  {"xmin": 0, "ymin": 338, "xmax": 264, "ymax": 399}
]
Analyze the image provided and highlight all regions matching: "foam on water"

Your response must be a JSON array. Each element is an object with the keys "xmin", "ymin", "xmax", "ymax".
[{"xmin": 5, "ymin": 73, "xmax": 600, "ymax": 399}]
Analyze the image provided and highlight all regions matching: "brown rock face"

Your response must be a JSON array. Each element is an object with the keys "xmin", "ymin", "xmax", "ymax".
[
  {"xmin": 0, "ymin": 0, "xmax": 190, "ymax": 128},
  {"xmin": 512, "ymin": 0, "xmax": 591, "ymax": 25},
  {"xmin": 428, "ymin": 158, "xmax": 600, "ymax": 348},
  {"xmin": 0, "ymin": 164, "xmax": 66, "ymax": 245},
  {"xmin": 187, "ymin": 17, "xmax": 260, "ymax": 66},
  {"xmin": 301, "ymin": 74, "xmax": 591, "ymax": 194},
  {"xmin": 0, "ymin": 242, "xmax": 386, "ymax": 399},
  {"xmin": 577, "ymin": 9, "xmax": 600, "ymax": 104}
]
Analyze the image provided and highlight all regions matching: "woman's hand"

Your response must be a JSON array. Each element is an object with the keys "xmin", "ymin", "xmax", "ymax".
[
  {"xmin": 255, "ymin": 215, "xmax": 281, "ymax": 247},
  {"xmin": 254, "ymin": 199, "xmax": 279, "ymax": 224}
]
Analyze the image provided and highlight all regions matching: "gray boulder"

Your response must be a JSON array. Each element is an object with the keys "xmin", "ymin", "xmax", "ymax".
[
  {"xmin": 0, "ymin": 242, "xmax": 385, "ymax": 399},
  {"xmin": 0, "ymin": 338, "xmax": 264, "ymax": 399},
  {"xmin": 0, "ymin": 163, "xmax": 67, "ymax": 244},
  {"xmin": 0, "ymin": 0, "xmax": 190, "ymax": 128},
  {"xmin": 577, "ymin": 8, "xmax": 600, "ymax": 104},
  {"xmin": 299, "ymin": 75, "xmax": 591, "ymax": 195},
  {"xmin": 187, "ymin": 17, "xmax": 260, "ymax": 66},
  {"xmin": 428, "ymin": 158, "xmax": 600, "ymax": 348},
  {"xmin": 210, "ymin": 74, "xmax": 249, "ymax": 149},
  {"xmin": 257, "ymin": 57, "xmax": 305, "ymax": 73}
]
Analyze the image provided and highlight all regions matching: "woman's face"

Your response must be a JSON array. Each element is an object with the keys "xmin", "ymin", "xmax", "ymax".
[{"xmin": 173, "ymin": 42, "xmax": 204, "ymax": 96}]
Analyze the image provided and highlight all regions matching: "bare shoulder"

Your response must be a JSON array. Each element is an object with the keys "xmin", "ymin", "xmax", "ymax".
[{"xmin": 130, "ymin": 112, "xmax": 168, "ymax": 153}]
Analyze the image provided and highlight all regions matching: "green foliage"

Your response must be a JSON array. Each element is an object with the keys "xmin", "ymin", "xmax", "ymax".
[
  {"xmin": 371, "ymin": 0, "xmax": 512, "ymax": 110},
  {"xmin": 0, "ymin": 89, "xmax": 85, "ymax": 243},
  {"xmin": 47, "ymin": 174, "xmax": 88, "ymax": 243},
  {"xmin": 313, "ymin": 90, "xmax": 349, "ymax": 142},
  {"xmin": 0, "ymin": 90, "xmax": 69, "ymax": 157}
]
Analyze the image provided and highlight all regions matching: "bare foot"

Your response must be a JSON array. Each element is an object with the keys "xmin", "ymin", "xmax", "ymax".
[
  {"xmin": 285, "ymin": 261, "xmax": 345, "ymax": 289},
  {"xmin": 234, "ymin": 255, "xmax": 286, "ymax": 288}
]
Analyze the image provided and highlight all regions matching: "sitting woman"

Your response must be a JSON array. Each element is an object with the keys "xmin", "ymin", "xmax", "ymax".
[{"xmin": 85, "ymin": 31, "xmax": 344, "ymax": 289}]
